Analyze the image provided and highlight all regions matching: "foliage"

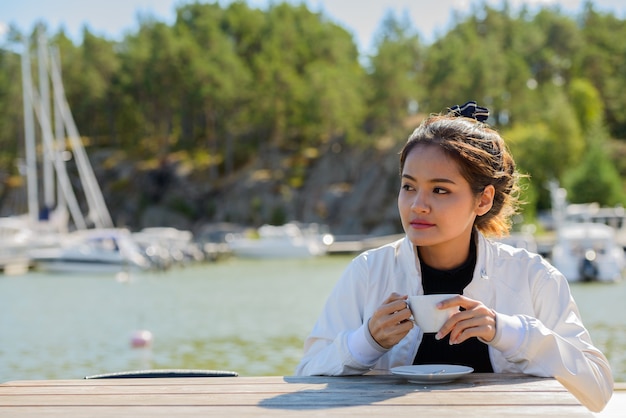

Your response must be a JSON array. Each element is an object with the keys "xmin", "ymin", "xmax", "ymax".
[
  {"xmin": 563, "ymin": 122, "xmax": 626, "ymax": 206},
  {"xmin": 1, "ymin": 1, "xmax": 626, "ymax": 228},
  {"xmin": 568, "ymin": 78, "xmax": 604, "ymax": 133},
  {"xmin": 365, "ymin": 10, "xmax": 423, "ymax": 135},
  {"xmin": 578, "ymin": 2, "xmax": 626, "ymax": 138}
]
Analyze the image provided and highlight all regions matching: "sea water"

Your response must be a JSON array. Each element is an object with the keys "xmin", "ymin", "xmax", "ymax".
[{"xmin": 0, "ymin": 256, "xmax": 624, "ymax": 382}]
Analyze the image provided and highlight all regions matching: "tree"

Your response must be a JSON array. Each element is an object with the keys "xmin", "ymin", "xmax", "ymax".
[
  {"xmin": 563, "ymin": 78, "xmax": 624, "ymax": 206},
  {"xmin": 245, "ymin": 3, "xmax": 365, "ymax": 150},
  {"xmin": 578, "ymin": 2, "xmax": 626, "ymax": 139},
  {"xmin": 563, "ymin": 122, "xmax": 625, "ymax": 206},
  {"xmin": 568, "ymin": 78, "xmax": 603, "ymax": 134},
  {"xmin": 504, "ymin": 85, "xmax": 584, "ymax": 210},
  {"xmin": 52, "ymin": 28, "xmax": 120, "ymax": 147},
  {"xmin": 0, "ymin": 43, "xmax": 23, "ymax": 173},
  {"xmin": 421, "ymin": 5, "xmax": 514, "ymax": 118},
  {"xmin": 173, "ymin": 2, "xmax": 253, "ymax": 179},
  {"xmin": 366, "ymin": 10, "xmax": 423, "ymax": 135}
]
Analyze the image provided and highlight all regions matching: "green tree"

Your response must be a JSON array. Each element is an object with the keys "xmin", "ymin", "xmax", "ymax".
[
  {"xmin": 0, "ymin": 44, "xmax": 23, "ymax": 172},
  {"xmin": 366, "ymin": 10, "xmax": 423, "ymax": 135},
  {"xmin": 578, "ymin": 2, "xmax": 626, "ymax": 138},
  {"xmin": 563, "ymin": 122, "xmax": 625, "ymax": 206},
  {"xmin": 245, "ymin": 3, "xmax": 365, "ymax": 150},
  {"xmin": 173, "ymin": 2, "xmax": 253, "ymax": 178},
  {"xmin": 505, "ymin": 121, "xmax": 552, "ymax": 210},
  {"xmin": 52, "ymin": 28, "xmax": 120, "ymax": 147},
  {"xmin": 421, "ymin": 5, "xmax": 516, "ymax": 118},
  {"xmin": 568, "ymin": 78, "xmax": 603, "ymax": 134},
  {"xmin": 3, "ymin": 2, "xmax": 626, "ymax": 230},
  {"xmin": 505, "ymin": 86, "xmax": 584, "ymax": 210},
  {"xmin": 527, "ymin": 8, "xmax": 582, "ymax": 86}
]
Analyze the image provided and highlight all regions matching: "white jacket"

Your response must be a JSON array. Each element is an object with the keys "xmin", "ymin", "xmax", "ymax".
[{"xmin": 295, "ymin": 233, "xmax": 613, "ymax": 412}]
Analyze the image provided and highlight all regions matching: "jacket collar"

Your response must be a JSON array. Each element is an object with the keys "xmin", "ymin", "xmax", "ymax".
[
  {"xmin": 464, "ymin": 230, "xmax": 496, "ymax": 307},
  {"xmin": 401, "ymin": 230, "xmax": 496, "ymax": 306}
]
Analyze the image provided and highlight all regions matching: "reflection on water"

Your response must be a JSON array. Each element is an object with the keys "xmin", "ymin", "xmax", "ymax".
[{"xmin": 0, "ymin": 256, "xmax": 624, "ymax": 382}]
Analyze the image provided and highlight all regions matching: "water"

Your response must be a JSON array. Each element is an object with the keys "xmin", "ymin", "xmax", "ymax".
[{"xmin": 1, "ymin": 256, "xmax": 625, "ymax": 382}]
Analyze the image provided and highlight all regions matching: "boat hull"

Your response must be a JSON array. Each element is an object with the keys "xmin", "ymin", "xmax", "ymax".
[
  {"xmin": 228, "ymin": 223, "xmax": 332, "ymax": 259},
  {"xmin": 33, "ymin": 257, "xmax": 146, "ymax": 274},
  {"xmin": 551, "ymin": 223, "xmax": 625, "ymax": 283}
]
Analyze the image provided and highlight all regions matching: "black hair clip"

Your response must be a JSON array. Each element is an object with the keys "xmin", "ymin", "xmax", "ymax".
[{"xmin": 448, "ymin": 101, "xmax": 489, "ymax": 122}]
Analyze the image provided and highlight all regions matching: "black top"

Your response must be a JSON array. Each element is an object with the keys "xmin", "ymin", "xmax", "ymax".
[{"xmin": 413, "ymin": 237, "xmax": 494, "ymax": 372}]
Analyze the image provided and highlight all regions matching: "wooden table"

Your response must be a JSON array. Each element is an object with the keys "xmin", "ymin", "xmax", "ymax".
[{"xmin": 0, "ymin": 373, "xmax": 592, "ymax": 417}]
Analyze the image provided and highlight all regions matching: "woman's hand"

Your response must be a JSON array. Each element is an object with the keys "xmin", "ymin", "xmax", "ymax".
[
  {"xmin": 435, "ymin": 295, "xmax": 497, "ymax": 344},
  {"xmin": 368, "ymin": 292, "xmax": 413, "ymax": 349}
]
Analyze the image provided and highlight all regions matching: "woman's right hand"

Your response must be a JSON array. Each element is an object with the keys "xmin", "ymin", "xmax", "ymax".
[{"xmin": 368, "ymin": 292, "xmax": 413, "ymax": 349}]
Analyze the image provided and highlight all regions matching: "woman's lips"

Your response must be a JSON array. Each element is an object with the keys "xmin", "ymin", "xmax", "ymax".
[{"xmin": 410, "ymin": 220, "xmax": 434, "ymax": 229}]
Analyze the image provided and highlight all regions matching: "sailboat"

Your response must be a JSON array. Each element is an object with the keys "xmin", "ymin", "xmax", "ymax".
[
  {"xmin": 5, "ymin": 32, "xmax": 150, "ymax": 274},
  {"xmin": 29, "ymin": 228, "xmax": 151, "ymax": 274}
]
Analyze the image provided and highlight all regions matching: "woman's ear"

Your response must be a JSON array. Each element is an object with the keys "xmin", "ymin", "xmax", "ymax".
[{"xmin": 477, "ymin": 185, "xmax": 495, "ymax": 216}]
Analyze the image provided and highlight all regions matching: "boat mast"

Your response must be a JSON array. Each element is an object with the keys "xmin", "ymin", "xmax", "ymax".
[
  {"xmin": 20, "ymin": 34, "xmax": 115, "ymax": 231},
  {"xmin": 51, "ymin": 46, "xmax": 67, "ymax": 223},
  {"xmin": 22, "ymin": 33, "xmax": 85, "ymax": 230},
  {"xmin": 37, "ymin": 31, "xmax": 55, "ymax": 216},
  {"xmin": 20, "ymin": 38, "xmax": 38, "ymax": 226},
  {"xmin": 48, "ymin": 46, "xmax": 114, "ymax": 229},
  {"xmin": 27, "ymin": 67, "xmax": 88, "ymax": 230}
]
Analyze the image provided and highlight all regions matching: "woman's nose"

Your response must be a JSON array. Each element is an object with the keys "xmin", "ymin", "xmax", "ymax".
[{"xmin": 411, "ymin": 191, "xmax": 430, "ymax": 213}]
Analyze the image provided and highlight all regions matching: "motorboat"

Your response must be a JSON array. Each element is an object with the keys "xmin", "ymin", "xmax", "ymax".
[
  {"xmin": 227, "ymin": 222, "xmax": 334, "ymax": 259},
  {"xmin": 0, "ymin": 217, "xmax": 34, "ymax": 274},
  {"xmin": 132, "ymin": 227, "xmax": 205, "ymax": 269},
  {"xmin": 0, "ymin": 215, "xmax": 69, "ymax": 274},
  {"xmin": 29, "ymin": 228, "xmax": 152, "ymax": 274},
  {"xmin": 550, "ymin": 222, "xmax": 625, "ymax": 283}
]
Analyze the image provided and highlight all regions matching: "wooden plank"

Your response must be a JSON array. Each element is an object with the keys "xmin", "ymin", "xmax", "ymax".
[
  {"xmin": 0, "ymin": 382, "xmax": 569, "ymax": 396},
  {"xmin": 0, "ymin": 374, "xmax": 591, "ymax": 417},
  {"xmin": 1, "ymin": 373, "xmax": 538, "ymax": 385},
  {"xmin": 0, "ymin": 390, "xmax": 581, "ymax": 407},
  {"xmin": 0, "ymin": 374, "xmax": 569, "ymax": 396},
  {"xmin": 0, "ymin": 373, "xmax": 562, "ymax": 389},
  {"xmin": 0, "ymin": 405, "xmax": 592, "ymax": 418}
]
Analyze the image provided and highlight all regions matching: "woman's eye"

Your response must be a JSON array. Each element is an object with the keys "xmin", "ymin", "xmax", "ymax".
[
  {"xmin": 433, "ymin": 187, "xmax": 449, "ymax": 194},
  {"xmin": 401, "ymin": 184, "xmax": 414, "ymax": 191}
]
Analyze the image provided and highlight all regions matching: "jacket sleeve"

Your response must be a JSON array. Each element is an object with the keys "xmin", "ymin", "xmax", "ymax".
[
  {"xmin": 295, "ymin": 256, "xmax": 376, "ymax": 376},
  {"xmin": 490, "ymin": 265, "xmax": 614, "ymax": 412}
]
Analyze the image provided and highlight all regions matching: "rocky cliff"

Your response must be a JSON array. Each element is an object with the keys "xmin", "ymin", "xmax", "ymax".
[
  {"xmin": 94, "ymin": 138, "xmax": 405, "ymax": 238},
  {"xmin": 0, "ymin": 138, "xmax": 406, "ymax": 238}
]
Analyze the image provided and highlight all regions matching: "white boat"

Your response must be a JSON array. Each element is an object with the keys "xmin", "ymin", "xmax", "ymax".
[
  {"xmin": 563, "ymin": 202, "xmax": 626, "ymax": 249},
  {"xmin": 132, "ymin": 227, "xmax": 204, "ymax": 269},
  {"xmin": 551, "ymin": 222, "xmax": 625, "ymax": 283},
  {"xmin": 8, "ymin": 34, "xmax": 141, "ymax": 276},
  {"xmin": 29, "ymin": 228, "xmax": 151, "ymax": 274},
  {"xmin": 0, "ymin": 217, "xmax": 34, "ymax": 274},
  {"xmin": 228, "ymin": 223, "xmax": 334, "ymax": 259},
  {"xmin": 0, "ymin": 214, "xmax": 70, "ymax": 274}
]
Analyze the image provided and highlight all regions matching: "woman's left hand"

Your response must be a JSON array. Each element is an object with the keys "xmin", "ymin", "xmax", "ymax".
[{"xmin": 435, "ymin": 295, "xmax": 497, "ymax": 344}]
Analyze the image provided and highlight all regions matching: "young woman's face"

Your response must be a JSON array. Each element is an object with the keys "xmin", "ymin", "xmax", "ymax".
[{"xmin": 398, "ymin": 144, "xmax": 492, "ymax": 266}]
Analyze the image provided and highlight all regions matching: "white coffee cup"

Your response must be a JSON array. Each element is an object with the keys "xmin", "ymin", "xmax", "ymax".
[{"xmin": 408, "ymin": 294, "xmax": 459, "ymax": 333}]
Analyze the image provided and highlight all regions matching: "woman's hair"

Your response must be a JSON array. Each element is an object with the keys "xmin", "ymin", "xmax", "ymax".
[{"xmin": 399, "ymin": 109, "xmax": 523, "ymax": 237}]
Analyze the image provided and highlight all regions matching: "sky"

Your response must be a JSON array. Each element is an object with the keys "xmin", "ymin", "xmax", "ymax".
[{"xmin": 1, "ymin": 0, "xmax": 626, "ymax": 54}]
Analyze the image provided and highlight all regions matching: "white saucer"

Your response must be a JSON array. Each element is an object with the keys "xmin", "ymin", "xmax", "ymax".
[{"xmin": 390, "ymin": 364, "xmax": 474, "ymax": 384}]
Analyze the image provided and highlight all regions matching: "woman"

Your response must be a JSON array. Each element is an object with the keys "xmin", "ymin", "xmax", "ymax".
[{"xmin": 295, "ymin": 102, "xmax": 613, "ymax": 412}]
